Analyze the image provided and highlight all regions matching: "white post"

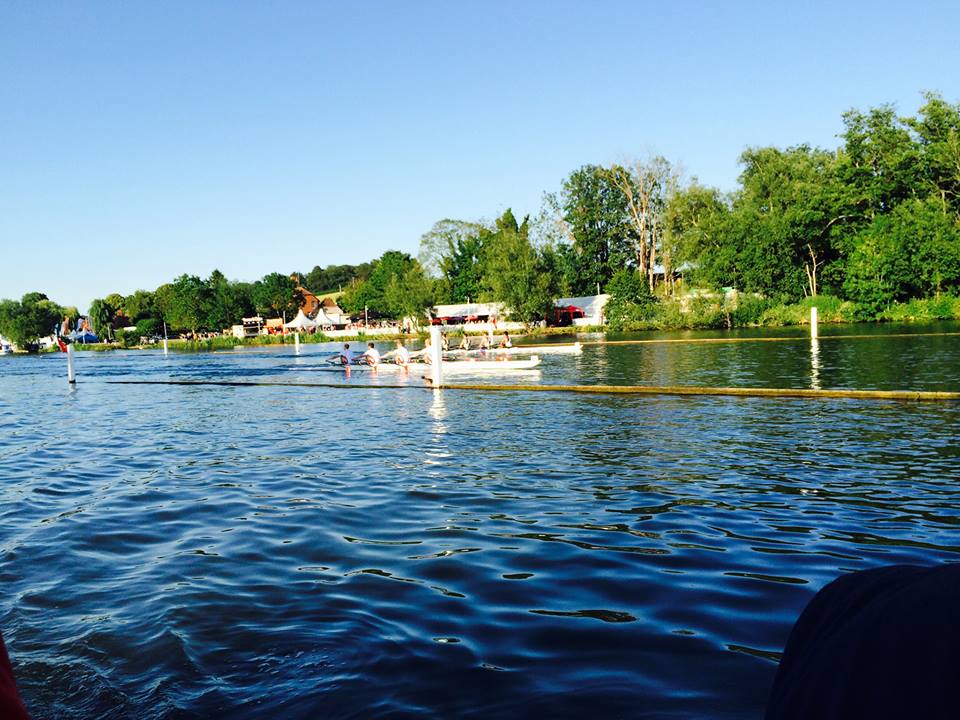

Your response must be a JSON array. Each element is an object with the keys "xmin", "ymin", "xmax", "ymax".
[
  {"xmin": 429, "ymin": 325, "xmax": 443, "ymax": 387},
  {"xmin": 810, "ymin": 306, "xmax": 819, "ymax": 339},
  {"xmin": 66, "ymin": 344, "xmax": 76, "ymax": 384},
  {"xmin": 295, "ymin": 331, "xmax": 300, "ymax": 354},
  {"xmin": 163, "ymin": 321, "xmax": 169, "ymax": 356}
]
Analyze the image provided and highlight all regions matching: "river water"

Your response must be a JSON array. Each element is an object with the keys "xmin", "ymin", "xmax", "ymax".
[{"xmin": 1, "ymin": 324, "xmax": 959, "ymax": 718}]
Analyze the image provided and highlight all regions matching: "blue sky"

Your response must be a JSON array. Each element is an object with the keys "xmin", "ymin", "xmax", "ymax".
[{"xmin": 2, "ymin": 0, "xmax": 958, "ymax": 312}]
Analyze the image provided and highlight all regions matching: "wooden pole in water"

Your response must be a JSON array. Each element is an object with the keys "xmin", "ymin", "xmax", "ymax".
[
  {"xmin": 810, "ymin": 306, "xmax": 818, "ymax": 339},
  {"xmin": 66, "ymin": 344, "xmax": 76, "ymax": 384},
  {"xmin": 429, "ymin": 325, "xmax": 443, "ymax": 387}
]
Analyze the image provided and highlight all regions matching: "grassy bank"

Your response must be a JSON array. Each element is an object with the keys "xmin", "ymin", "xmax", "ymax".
[{"xmin": 607, "ymin": 294, "xmax": 960, "ymax": 332}]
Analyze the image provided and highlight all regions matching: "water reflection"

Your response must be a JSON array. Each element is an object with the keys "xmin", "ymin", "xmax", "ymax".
[
  {"xmin": 1, "ymin": 326, "xmax": 960, "ymax": 719},
  {"xmin": 810, "ymin": 338, "xmax": 821, "ymax": 390}
]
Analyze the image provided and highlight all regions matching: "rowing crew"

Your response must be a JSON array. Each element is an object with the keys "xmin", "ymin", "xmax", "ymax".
[
  {"xmin": 457, "ymin": 331, "xmax": 511, "ymax": 352},
  {"xmin": 333, "ymin": 333, "xmax": 513, "ymax": 369},
  {"xmin": 334, "ymin": 340, "xmax": 416, "ymax": 368}
]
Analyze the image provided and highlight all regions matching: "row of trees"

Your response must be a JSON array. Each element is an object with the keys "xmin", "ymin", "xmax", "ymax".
[
  {"xmin": 409, "ymin": 91, "xmax": 960, "ymax": 323},
  {"xmin": 83, "ymin": 271, "xmax": 305, "ymax": 339},
  {"xmin": 673, "ymin": 92, "xmax": 960, "ymax": 315},
  {"xmin": 6, "ymin": 91, "xmax": 957, "ymax": 346}
]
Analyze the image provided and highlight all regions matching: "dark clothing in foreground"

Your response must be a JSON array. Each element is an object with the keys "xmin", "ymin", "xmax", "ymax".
[
  {"xmin": 0, "ymin": 633, "xmax": 29, "ymax": 719},
  {"xmin": 766, "ymin": 563, "xmax": 960, "ymax": 719}
]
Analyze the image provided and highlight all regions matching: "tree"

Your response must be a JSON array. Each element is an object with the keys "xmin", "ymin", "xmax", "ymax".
[
  {"xmin": 439, "ymin": 230, "xmax": 486, "ymax": 303},
  {"xmin": 604, "ymin": 268, "xmax": 655, "ymax": 331},
  {"xmin": 0, "ymin": 294, "xmax": 63, "ymax": 348},
  {"xmin": 253, "ymin": 273, "xmax": 302, "ymax": 320},
  {"xmin": 303, "ymin": 263, "xmax": 372, "ymax": 294},
  {"xmin": 340, "ymin": 251, "xmax": 434, "ymax": 321},
  {"xmin": 844, "ymin": 197, "xmax": 960, "ymax": 313},
  {"xmin": 203, "ymin": 270, "xmax": 253, "ymax": 330},
  {"xmin": 839, "ymin": 104, "xmax": 921, "ymax": 219},
  {"xmin": 554, "ymin": 165, "xmax": 635, "ymax": 294},
  {"xmin": 907, "ymin": 92, "xmax": 960, "ymax": 217},
  {"xmin": 608, "ymin": 157, "xmax": 678, "ymax": 292},
  {"xmin": 418, "ymin": 219, "xmax": 485, "ymax": 278},
  {"xmin": 664, "ymin": 181, "xmax": 727, "ymax": 287},
  {"xmin": 480, "ymin": 210, "xmax": 554, "ymax": 324},
  {"xmin": 88, "ymin": 298, "xmax": 116, "ymax": 339},
  {"xmin": 123, "ymin": 290, "xmax": 156, "ymax": 323},
  {"xmin": 162, "ymin": 275, "xmax": 209, "ymax": 334}
]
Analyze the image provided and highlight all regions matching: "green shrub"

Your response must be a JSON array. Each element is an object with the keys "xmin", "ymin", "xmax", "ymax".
[
  {"xmin": 726, "ymin": 294, "xmax": 773, "ymax": 326},
  {"xmin": 878, "ymin": 295, "xmax": 960, "ymax": 322}
]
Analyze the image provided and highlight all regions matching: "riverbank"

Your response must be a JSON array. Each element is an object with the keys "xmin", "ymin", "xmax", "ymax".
[
  {"xmin": 17, "ymin": 293, "xmax": 960, "ymax": 354},
  {"xmin": 50, "ymin": 325, "xmax": 607, "ymax": 353}
]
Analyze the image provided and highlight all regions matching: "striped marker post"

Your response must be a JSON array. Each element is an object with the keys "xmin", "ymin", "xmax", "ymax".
[
  {"xmin": 429, "ymin": 325, "xmax": 443, "ymax": 387},
  {"xmin": 66, "ymin": 344, "xmax": 76, "ymax": 384}
]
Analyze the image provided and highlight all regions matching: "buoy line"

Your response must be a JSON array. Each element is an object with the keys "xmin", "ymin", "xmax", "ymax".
[{"xmin": 104, "ymin": 379, "xmax": 960, "ymax": 402}]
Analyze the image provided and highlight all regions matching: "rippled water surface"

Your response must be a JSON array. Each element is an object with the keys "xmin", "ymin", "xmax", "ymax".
[{"xmin": 2, "ymin": 325, "xmax": 959, "ymax": 718}]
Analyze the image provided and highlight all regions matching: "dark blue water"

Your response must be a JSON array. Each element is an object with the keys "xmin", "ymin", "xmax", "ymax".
[{"xmin": 2, "ymin": 327, "xmax": 959, "ymax": 718}]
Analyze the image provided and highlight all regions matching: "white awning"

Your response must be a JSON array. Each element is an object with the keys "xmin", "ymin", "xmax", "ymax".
[{"xmin": 283, "ymin": 309, "xmax": 318, "ymax": 329}]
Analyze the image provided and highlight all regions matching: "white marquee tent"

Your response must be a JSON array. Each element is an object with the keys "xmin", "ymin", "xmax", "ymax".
[{"xmin": 283, "ymin": 309, "xmax": 318, "ymax": 330}]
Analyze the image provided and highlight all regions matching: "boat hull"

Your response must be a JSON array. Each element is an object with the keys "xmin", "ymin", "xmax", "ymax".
[
  {"xmin": 447, "ymin": 342, "xmax": 581, "ymax": 356},
  {"xmin": 329, "ymin": 356, "xmax": 541, "ymax": 372}
]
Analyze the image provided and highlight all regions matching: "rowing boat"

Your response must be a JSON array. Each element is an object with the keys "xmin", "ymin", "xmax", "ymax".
[
  {"xmin": 327, "ymin": 356, "xmax": 542, "ymax": 372},
  {"xmin": 447, "ymin": 342, "xmax": 582, "ymax": 356}
]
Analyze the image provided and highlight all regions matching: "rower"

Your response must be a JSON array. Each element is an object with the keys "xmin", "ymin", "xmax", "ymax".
[
  {"xmin": 458, "ymin": 334, "xmax": 470, "ymax": 351},
  {"xmin": 361, "ymin": 341, "xmax": 381, "ymax": 366},
  {"xmin": 339, "ymin": 343, "xmax": 354, "ymax": 365},
  {"xmin": 420, "ymin": 336, "xmax": 433, "ymax": 364},
  {"xmin": 391, "ymin": 339, "xmax": 411, "ymax": 367},
  {"xmin": 441, "ymin": 332, "xmax": 449, "ymax": 351},
  {"xmin": 499, "ymin": 331, "xmax": 512, "ymax": 348}
]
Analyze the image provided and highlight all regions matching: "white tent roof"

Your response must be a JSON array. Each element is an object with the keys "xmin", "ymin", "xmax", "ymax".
[
  {"xmin": 312, "ymin": 309, "xmax": 341, "ymax": 325},
  {"xmin": 433, "ymin": 302, "xmax": 503, "ymax": 318},
  {"xmin": 283, "ymin": 309, "xmax": 318, "ymax": 329}
]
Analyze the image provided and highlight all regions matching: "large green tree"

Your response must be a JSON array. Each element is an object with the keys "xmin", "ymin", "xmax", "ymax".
[
  {"xmin": 161, "ymin": 275, "xmax": 210, "ymax": 334},
  {"xmin": 341, "ymin": 251, "xmax": 434, "ymax": 320},
  {"xmin": 303, "ymin": 263, "xmax": 372, "ymax": 294},
  {"xmin": 0, "ymin": 294, "xmax": 63, "ymax": 348},
  {"xmin": 480, "ymin": 210, "xmax": 554, "ymax": 324},
  {"xmin": 253, "ymin": 273, "xmax": 302, "ymax": 320},
  {"xmin": 88, "ymin": 298, "xmax": 116, "ymax": 339},
  {"xmin": 553, "ymin": 165, "xmax": 635, "ymax": 295}
]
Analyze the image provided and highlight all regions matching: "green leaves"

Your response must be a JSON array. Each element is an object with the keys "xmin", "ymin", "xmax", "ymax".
[
  {"xmin": 0, "ymin": 294, "xmax": 63, "ymax": 348},
  {"xmin": 253, "ymin": 273, "xmax": 302, "ymax": 321},
  {"xmin": 340, "ymin": 251, "xmax": 434, "ymax": 321}
]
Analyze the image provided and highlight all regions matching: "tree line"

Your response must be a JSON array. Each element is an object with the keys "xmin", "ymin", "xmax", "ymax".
[{"xmin": 4, "ymin": 91, "xmax": 958, "ymax": 346}]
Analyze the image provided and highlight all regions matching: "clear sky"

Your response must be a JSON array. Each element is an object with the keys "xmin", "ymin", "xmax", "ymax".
[{"xmin": 2, "ymin": 0, "xmax": 958, "ymax": 312}]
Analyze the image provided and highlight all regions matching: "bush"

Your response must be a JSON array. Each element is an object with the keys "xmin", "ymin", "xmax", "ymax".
[
  {"xmin": 760, "ymin": 295, "xmax": 858, "ymax": 325},
  {"xmin": 605, "ymin": 269, "xmax": 656, "ymax": 331},
  {"xmin": 877, "ymin": 295, "xmax": 960, "ymax": 322},
  {"xmin": 136, "ymin": 318, "xmax": 160, "ymax": 338},
  {"xmin": 115, "ymin": 328, "xmax": 139, "ymax": 348},
  {"xmin": 725, "ymin": 294, "xmax": 773, "ymax": 326}
]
